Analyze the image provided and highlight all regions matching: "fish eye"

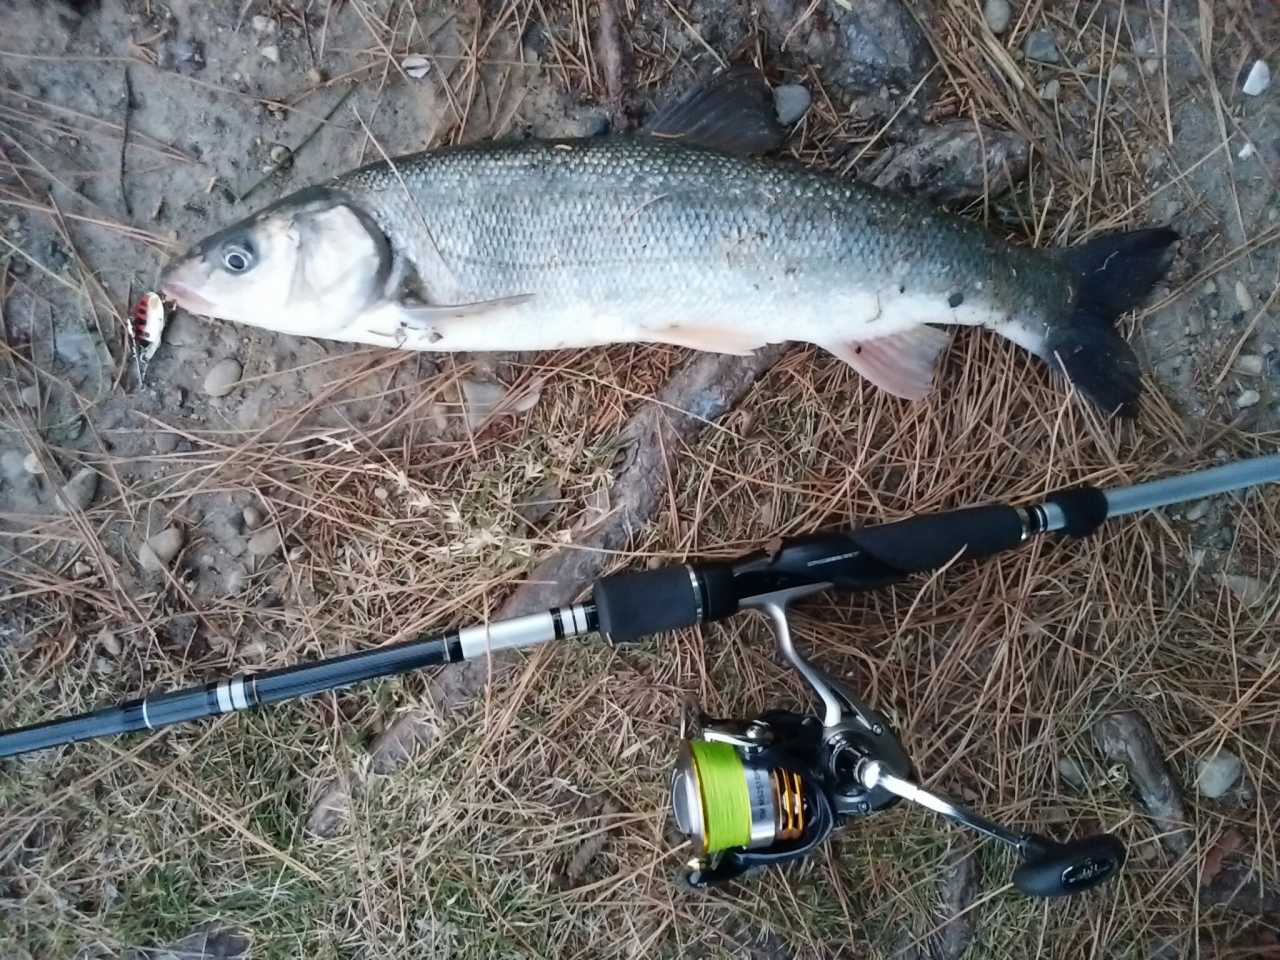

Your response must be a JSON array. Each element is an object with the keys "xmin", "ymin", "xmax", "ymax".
[{"xmin": 221, "ymin": 242, "xmax": 254, "ymax": 274}]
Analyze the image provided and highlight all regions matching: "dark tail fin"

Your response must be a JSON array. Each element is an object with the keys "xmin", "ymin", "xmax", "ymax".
[{"xmin": 1045, "ymin": 227, "xmax": 1179, "ymax": 417}]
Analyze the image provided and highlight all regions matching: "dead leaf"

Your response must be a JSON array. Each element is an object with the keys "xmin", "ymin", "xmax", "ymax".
[{"xmin": 1202, "ymin": 829, "xmax": 1244, "ymax": 884}]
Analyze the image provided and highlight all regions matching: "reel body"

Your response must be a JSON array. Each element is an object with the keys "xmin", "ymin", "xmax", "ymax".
[
  {"xmin": 669, "ymin": 585, "xmax": 1126, "ymax": 898},
  {"xmin": 672, "ymin": 708, "xmax": 909, "ymax": 886}
]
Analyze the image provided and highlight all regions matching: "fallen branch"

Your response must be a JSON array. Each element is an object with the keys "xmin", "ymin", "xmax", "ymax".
[{"xmin": 1093, "ymin": 710, "xmax": 1279, "ymax": 917}]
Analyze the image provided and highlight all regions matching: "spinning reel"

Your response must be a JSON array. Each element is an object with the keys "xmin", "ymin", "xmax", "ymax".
[{"xmin": 670, "ymin": 587, "xmax": 1126, "ymax": 897}]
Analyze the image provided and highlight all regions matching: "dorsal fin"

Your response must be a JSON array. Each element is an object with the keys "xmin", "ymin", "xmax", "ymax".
[{"xmin": 641, "ymin": 64, "xmax": 787, "ymax": 157}]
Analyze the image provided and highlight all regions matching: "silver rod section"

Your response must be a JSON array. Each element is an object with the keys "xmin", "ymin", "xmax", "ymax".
[
  {"xmin": 1104, "ymin": 454, "xmax": 1280, "ymax": 520},
  {"xmin": 860, "ymin": 760, "xmax": 1024, "ymax": 849}
]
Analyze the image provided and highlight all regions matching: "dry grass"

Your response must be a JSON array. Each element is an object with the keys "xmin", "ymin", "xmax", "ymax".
[{"xmin": 1, "ymin": 1, "xmax": 1279, "ymax": 958}]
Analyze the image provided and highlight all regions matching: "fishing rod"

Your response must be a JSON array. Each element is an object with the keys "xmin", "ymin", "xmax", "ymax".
[{"xmin": 3, "ymin": 454, "xmax": 1278, "ymax": 897}]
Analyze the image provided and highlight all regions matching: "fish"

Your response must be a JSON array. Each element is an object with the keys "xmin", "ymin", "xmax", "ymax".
[{"xmin": 160, "ymin": 67, "xmax": 1178, "ymax": 415}]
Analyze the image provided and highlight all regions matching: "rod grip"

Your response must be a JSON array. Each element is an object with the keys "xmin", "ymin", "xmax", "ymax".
[
  {"xmin": 593, "ymin": 564, "xmax": 735, "ymax": 642},
  {"xmin": 848, "ymin": 503, "xmax": 1026, "ymax": 573}
]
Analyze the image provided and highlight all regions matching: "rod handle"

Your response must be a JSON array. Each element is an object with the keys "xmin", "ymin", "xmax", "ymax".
[
  {"xmin": 1012, "ymin": 833, "xmax": 1126, "ymax": 897},
  {"xmin": 593, "ymin": 564, "xmax": 736, "ymax": 642}
]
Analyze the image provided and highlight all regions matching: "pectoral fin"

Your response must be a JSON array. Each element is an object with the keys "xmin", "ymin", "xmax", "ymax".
[
  {"xmin": 396, "ymin": 294, "xmax": 534, "ymax": 327},
  {"xmin": 824, "ymin": 326, "xmax": 954, "ymax": 400}
]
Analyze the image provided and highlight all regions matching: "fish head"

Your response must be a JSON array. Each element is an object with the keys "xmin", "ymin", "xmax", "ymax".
[{"xmin": 161, "ymin": 187, "xmax": 391, "ymax": 337}]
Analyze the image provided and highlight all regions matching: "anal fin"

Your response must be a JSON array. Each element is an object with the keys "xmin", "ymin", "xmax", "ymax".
[{"xmin": 824, "ymin": 326, "xmax": 954, "ymax": 400}]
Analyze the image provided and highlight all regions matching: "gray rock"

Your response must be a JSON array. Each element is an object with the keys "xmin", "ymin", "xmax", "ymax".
[
  {"xmin": 1219, "ymin": 573, "xmax": 1267, "ymax": 607},
  {"xmin": 139, "ymin": 526, "xmax": 184, "ymax": 572},
  {"xmin": 1236, "ymin": 389, "xmax": 1260, "ymax": 409},
  {"xmin": 1108, "ymin": 63, "xmax": 1131, "ymax": 87},
  {"xmin": 1196, "ymin": 750, "xmax": 1242, "ymax": 798},
  {"xmin": 203, "ymin": 358, "xmax": 243, "ymax": 398},
  {"xmin": 1039, "ymin": 79, "xmax": 1060, "ymax": 101},
  {"xmin": 1024, "ymin": 29, "xmax": 1060, "ymax": 63},
  {"xmin": 19, "ymin": 384, "xmax": 39, "ymax": 407},
  {"xmin": 1242, "ymin": 59, "xmax": 1270, "ymax": 96},
  {"xmin": 772, "ymin": 84, "xmax": 811, "ymax": 125},
  {"xmin": 97, "ymin": 627, "xmax": 122, "ymax": 657},
  {"xmin": 1057, "ymin": 756, "xmax": 1086, "ymax": 790},
  {"xmin": 242, "ymin": 505, "xmax": 263, "ymax": 530},
  {"xmin": 247, "ymin": 527, "xmax": 282, "ymax": 557},
  {"xmin": 1233, "ymin": 354, "xmax": 1264, "ymax": 376},
  {"xmin": 58, "ymin": 467, "xmax": 99, "ymax": 513},
  {"xmin": 870, "ymin": 121, "xmax": 1029, "ymax": 202},
  {"xmin": 983, "ymin": 0, "xmax": 1011, "ymax": 33},
  {"xmin": 1184, "ymin": 500, "xmax": 1209, "ymax": 522},
  {"xmin": 460, "ymin": 378, "xmax": 506, "ymax": 429},
  {"xmin": 760, "ymin": 0, "xmax": 933, "ymax": 98}
]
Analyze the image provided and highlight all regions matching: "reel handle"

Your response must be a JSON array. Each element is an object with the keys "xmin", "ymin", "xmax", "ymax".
[{"xmin": 1013, "ymin": 833, "xmax": 1126, "ymax": 897}]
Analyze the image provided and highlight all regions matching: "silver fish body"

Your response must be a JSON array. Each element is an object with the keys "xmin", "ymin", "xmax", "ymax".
[
  {"xmin": 334, "ymin": 136, "xmax": 1061, "ymax": 356},
  {"xmin": 162, "ymin": 133, "xmax": 1175, "ymax": 412}
]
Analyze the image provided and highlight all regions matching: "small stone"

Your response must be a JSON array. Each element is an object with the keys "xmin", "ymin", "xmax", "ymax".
[
  {"xmin": 373, "ymin": 486, "xmax": 389, "ymax": 502},
  {"xmin": 1236, "ymin": 389, "xmax": 1260, "ymax": 409},
  {"xmin": 58, "ymin": 467, "xmax": 98, "ymax": 512},
  {"xmin": 1184, "ymin": 500, "xmax": 1209, "ymax": 522},
  {"xmin": 1202, "ymin": 278, "xmax": 1217, "ymax": 296},
  {"xmin": 22, "ymin": 452, "xmax": 42, "ymax": 475},
  {"xmin": 268, "ymin": 144, "xmax": 293, "ymax": 167},
  {"xmin": 251, "ymin": 14, "xmax": 275, "ymax": 33},
  {"xmin": 1196, "ymin": 750, "xmax": 1243, "ymax": 798},
  {"xmin": 226, "ymin": 568, "xmax": 246, "ymax": 595},
  {"xmin": 772, "ymin": 84, "xmax": 811, "ymax": 125},
  {"xmin": 242, "ymin": 505, "xmax": 263, "ymax": 530},
  {"xmin": 260, "ymin": 44, "xmax": 280, "ymax": 64},
  {"xmin": 203, "ymin": 358, "xmax": 243, "ymax": 398},
  {"xmin": 1108, "ymin": 63, "xmax": 1131, "ymax": 87},
  {"xmin": 305, "ymin": 67, "xmax": 326, "ymax": 84},
  {"xmin": 983, "ymin": 0, "xmax": 1011, "ymax": 34},
  {"xmin": 240, "ymin": 639, "xmax": 267, "ymax": 660},
  {"xmin": 1235, "ymin": 281, "xmax": 1254, "ymax": 312},
  {"xmin": 460, "ymin": 378, "xmax": 506, "ymax": 429},
  {"xmin": 97, "ymin": 627, "xmax": 121, "ymax": 657},
  {"xmin": 72, "ymin": 561, "xmax": 92, "ymax": 577},
  {"xmin": 154, "ymin": 432, "xmax": 179, "ymax": 453},
  {"xmin": 139, "ymin": 526, "xmax": 184, "ymax": 571},
  {"xmin": 1057, "ymin": 757, "xmax": 1086, "ymax": 790},
  {"xmin": 1233, "ymin": 354, "xmax": 1264, "ymax": 376},
  {"xmin": 248, "ymin": 527, "xmax": 282, "ymax": 557},
  {"xmin": 1241, "ymin": 60, "xmax": 1271, "ymax": 96},
  {"xmin": 92, "ymin": 656, "xmax": 114, "ymax": 676},
  {"xmin": 1024, "ymin": 30, "xmax": 1060, "ymax": 64},
  {"xmin": 1238, "ymin": 142, "xmax": 1256, "ymax": 161},
  {"xmin": 1219, "ymin": 573, "xmax": 1266, "ymax": 607},
  {"xmin": 401, "ymin": 53, "xmax": 431, "ymax": 79},
  {"xmin": 19, "ymin": 384, "xmax": 38, "ymax": 407},
  {"xmin": 1039, "ymin": 79, "xmax": 1060, "ymax": 101},
  {"xmin": 1142, "ymin": 57, "xmax": 1160, "ymax": 76}
]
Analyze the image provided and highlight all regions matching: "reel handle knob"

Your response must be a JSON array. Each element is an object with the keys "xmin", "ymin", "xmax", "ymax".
[{"xmin": 1012, "ymin": 833, "xmax": 1126, "ymax": 897}]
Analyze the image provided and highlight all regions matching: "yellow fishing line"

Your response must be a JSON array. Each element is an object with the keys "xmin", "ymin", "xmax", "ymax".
[{"xmin": 689, "ymin": 740, "xmax": 750, "ymax": 852}]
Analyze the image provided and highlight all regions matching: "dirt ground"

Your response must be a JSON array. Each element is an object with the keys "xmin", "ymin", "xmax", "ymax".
[{"xmin": 0, "ymin": 1, "xmax": 1277, "ymax": 958}]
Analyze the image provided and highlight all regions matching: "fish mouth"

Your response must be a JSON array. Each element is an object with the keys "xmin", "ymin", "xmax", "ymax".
[{"xmin": 160, "ymin": 280, "xmax": 218, "ymax": 316}]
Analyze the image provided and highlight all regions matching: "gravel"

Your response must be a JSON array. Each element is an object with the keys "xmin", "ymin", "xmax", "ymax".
[
  {"xmin": 772, "ymin": 84, "xmax": 811, "ymax": 125},
  {"xmin": 58, "ymin": 467, "xmax": 99, "ymax": 513},
  {"xmin": 1024, "ymin": 30, "xmax": 1060, "ymax": 64},
  {"xmin": 982, "ymin": 0, "xmax": 1011, "ymax": 34},
  {"xmin": 139, "ymin": 526, "xmax": 185, "ymax": 572},
  {"xmin": 1196, "ymin": 750, "xmax": 1243, "ymax": 799},
  {"xmin": 203, "ymin": 358, "xmax": 243, "ymax": 398}
]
